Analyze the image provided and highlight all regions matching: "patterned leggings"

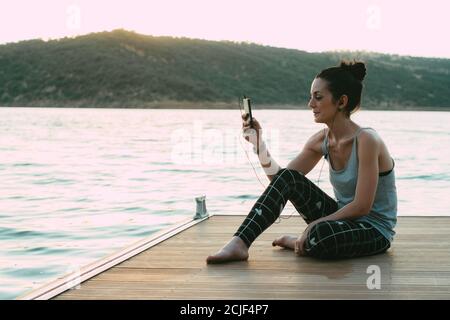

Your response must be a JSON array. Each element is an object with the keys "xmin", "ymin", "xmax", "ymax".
[{"xmin": 234, "ymin": 168, "xmax": 391, "ymax": 259}]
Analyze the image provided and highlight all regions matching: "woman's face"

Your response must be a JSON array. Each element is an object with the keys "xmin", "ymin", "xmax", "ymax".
[{"xmin": 308, "ymin": 77, "xmax": 339, "ymax": 123}]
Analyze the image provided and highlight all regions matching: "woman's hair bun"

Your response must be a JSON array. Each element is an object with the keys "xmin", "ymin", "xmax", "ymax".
[{"xmin": 340, "ymin": 60, "xmax": 366, "ymax": 82}]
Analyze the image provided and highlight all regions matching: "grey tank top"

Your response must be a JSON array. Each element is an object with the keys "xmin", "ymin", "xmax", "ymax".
[{"xmin": 321, "ymin": 127, "xmax": 398, "ymax": 242}]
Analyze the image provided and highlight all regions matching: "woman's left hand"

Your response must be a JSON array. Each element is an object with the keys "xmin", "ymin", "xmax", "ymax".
[
  {"xmin": 294, "ymin": 231, "xmax": 308, "ymax": 256},
  {"xmin": 295, "ymin": 220, "xmax": 321, "ymax": 256}
]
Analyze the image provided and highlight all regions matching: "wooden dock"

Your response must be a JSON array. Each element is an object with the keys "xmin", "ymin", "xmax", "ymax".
[{"xmin": 20, "ymin": 215, "xmax": 450, "ymax": 300}]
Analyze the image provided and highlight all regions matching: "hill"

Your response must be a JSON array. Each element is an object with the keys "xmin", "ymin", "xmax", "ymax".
[{"xmin": 0, "ymin": 29, "xmax": 449, "ymax": 109}]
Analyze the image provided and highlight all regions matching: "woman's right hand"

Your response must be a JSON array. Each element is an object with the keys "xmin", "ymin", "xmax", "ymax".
[{"xmin": 242, "ymin": 114, "xmax": 263, "ymax": 147}]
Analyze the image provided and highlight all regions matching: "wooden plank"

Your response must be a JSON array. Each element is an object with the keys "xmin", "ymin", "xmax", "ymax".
[{"xmin": 49, "ymin": 216, "xmax": 450, "ymax": 300}]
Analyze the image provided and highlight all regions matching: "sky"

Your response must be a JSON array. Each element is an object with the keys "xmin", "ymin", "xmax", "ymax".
[{"xmin": 1, "ymin": 0, "xmax": 449, "ymax": 58}]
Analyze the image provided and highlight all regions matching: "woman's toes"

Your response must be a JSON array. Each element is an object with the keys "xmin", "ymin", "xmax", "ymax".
[{"xmin": 272, "ymin": 236, "xmax": 286, "ymax": 247}]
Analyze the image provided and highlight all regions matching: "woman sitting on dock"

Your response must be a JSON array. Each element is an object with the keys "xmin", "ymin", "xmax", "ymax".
[{"xmin": 207, "ymin": 60, "xmax": 397, "ymax": 263}]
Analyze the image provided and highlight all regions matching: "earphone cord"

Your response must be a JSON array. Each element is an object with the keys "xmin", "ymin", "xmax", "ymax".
[
  {"xmin": 237, "ymin": 102, "xmax": 336, "ymax": 224},
  {"xmin": 238, "ymin": 99, "xmax": 334, "ymax": 223}
]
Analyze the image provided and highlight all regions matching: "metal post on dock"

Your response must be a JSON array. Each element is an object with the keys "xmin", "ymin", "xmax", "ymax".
[{"xmin": 194, "ymin": 195, "xmax": 209, "ymax": 219}]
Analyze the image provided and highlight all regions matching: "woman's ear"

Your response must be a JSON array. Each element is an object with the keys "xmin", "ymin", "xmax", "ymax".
[{"xmin": 338, "ymin": 95, "xmax": 349, "ymax": 111}]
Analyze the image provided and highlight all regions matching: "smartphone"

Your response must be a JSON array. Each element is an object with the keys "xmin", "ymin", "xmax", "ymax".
[{"xmin": 243, "ymin": 96, "xmax": 253, "ymax": 124}]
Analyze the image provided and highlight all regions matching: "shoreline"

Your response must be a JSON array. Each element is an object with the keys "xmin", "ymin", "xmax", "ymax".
[{"xmin": 1, "ymin": 104, "xmax": 450, "ymax": 112}]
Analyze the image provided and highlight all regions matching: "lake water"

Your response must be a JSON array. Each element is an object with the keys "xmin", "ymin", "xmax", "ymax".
[{"xmin": 0, "ymin": 107, "xmax": 449, "ymax": 299}]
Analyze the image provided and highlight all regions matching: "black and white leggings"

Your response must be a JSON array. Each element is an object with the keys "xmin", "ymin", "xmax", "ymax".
[{"xmin": 234, "ymin": 168, "xmax": 391, "ymax": 259}]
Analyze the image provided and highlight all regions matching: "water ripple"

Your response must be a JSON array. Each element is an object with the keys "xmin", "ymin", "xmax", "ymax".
[
  {"xmin": 2, "ymin": 267, "xmax": 62, "ymax": 279},
  {"xmin": 0, "ymin": 227, "xmax": 82, "ymax": 241},
  {"xmin": 399, "ymin": 173, "xmax": 450, "ymax": 181},
  {"xmin": 9, "ymin": 247, "xmax": 86, "ymax": 256},
  {"xmin": 12, "ymin": 163, "xmax": 49, "ymax": 168},
  {"xmin": 32, "ymin": 178, "xmax": 77, "ymax": 185}
]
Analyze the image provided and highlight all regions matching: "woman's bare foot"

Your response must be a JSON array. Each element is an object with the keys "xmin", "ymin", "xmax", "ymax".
[
  {"xmin": 272, "ymin": 235, "xmax": 297, "ymax": 250},
  {"xmin": 206, "ymin": 236, "xmax": 249, "ymax": 264}
]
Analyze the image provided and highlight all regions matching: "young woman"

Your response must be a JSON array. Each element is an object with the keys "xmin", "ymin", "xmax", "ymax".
[{"xmin": 206, "ymin": 60, "xmax": 397, "ymax": 263}]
